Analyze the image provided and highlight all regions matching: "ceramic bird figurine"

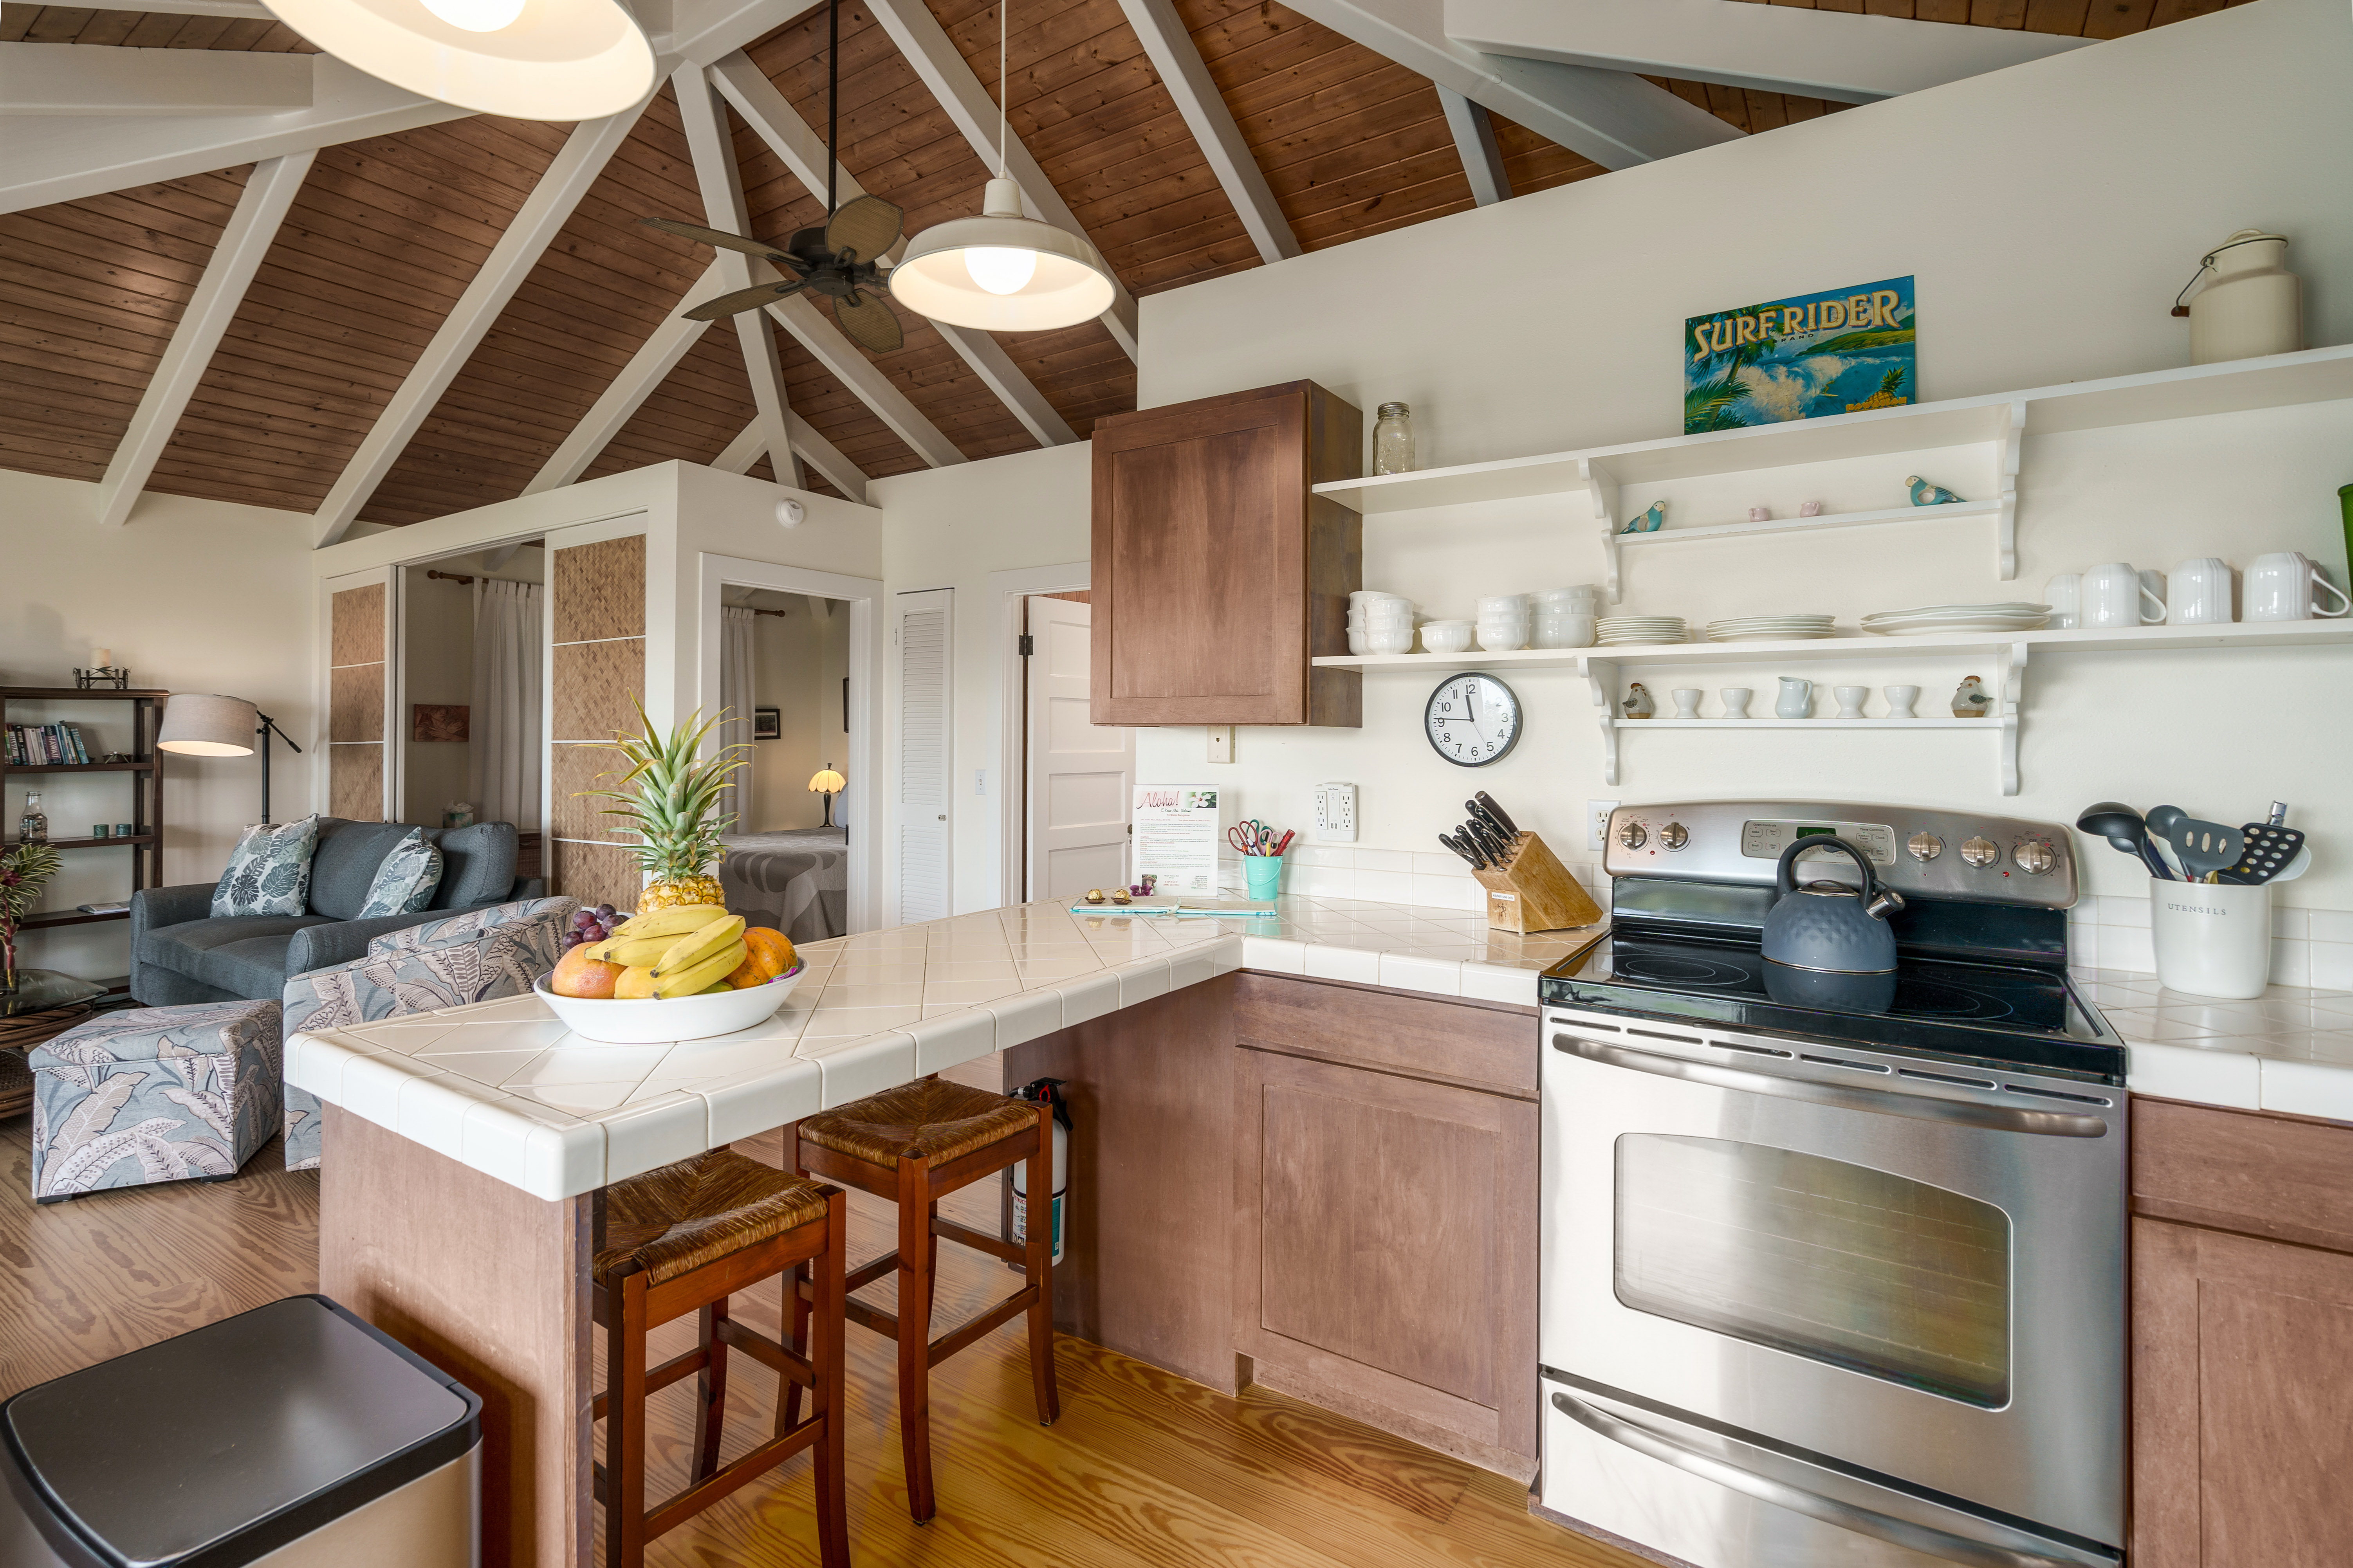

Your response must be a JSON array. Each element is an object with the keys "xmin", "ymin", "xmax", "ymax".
[
  {"xmin": 1908, "ymin": 475, "xmax": 1965, "ymax": 506},
  {"xmin": 1623, "ymin": 682, "xmax": 1655, "ymax": 719},
  {"xmin": 1621, "ymin": 500, "xmax": 1667, "ymax": 534},
  {"xmin": 1952, "ymin": 675, "xmax": 1992, "ymax": 717}
]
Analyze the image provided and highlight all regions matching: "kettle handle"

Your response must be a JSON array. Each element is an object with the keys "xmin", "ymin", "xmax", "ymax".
[{"xmin": 1773, "ymin": 836, "xmax": 1882, "ymax": 903}]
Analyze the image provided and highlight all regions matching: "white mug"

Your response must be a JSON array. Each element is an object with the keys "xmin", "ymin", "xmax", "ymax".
[
  {"xmin": 2043, "ymin": 573, "xmax": 2081, "ymax": 630},
  {"xmin": 2082, "ymin": 561, "xmax": 2165, "ymax": 629},
  {"xmin": 2244, "ymin": 551, "xmax": 2351, "ymax": 621},
  {"xmin": 2138, "ymin": 569, "xmax": 2167, "ymax": 624},
  {"xmin": 2167, "ymin": 557, "xmax": 2234, "ymax": 625}
]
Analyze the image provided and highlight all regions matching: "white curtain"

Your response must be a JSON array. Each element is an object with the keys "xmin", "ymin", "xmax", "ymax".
[
  {"xmin": 470, "ymin": 579, "xmax": 543, "ymax": 832},
  {"xmin": 716, "ymin": 605, "xmax": 757, "ymax": 833}
]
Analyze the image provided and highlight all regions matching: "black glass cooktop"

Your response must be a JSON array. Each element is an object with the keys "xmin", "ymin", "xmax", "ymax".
[{"xmin": 1539, "ymin": 927, "xmax": 2124, "ymax": 1083}]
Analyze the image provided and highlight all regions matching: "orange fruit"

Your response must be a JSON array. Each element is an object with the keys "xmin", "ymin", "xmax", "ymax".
[
  {"xmin": 551, "ymin": 944, "xmax": 624, "ymax": 999},
  {"xmin": 725, "ymin": 926, "xmax": 797, "ymax": 988}
]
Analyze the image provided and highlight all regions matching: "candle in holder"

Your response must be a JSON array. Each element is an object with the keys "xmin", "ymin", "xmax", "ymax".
[{"xmin": 91, "ymin": 649, "xmax": 112, "ymax": 669}]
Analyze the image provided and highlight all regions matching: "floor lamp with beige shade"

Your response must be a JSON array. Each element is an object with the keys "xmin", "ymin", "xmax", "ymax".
[{"xmin": 158, "ymin": 694, "xmax": 304, "ymax": 827}]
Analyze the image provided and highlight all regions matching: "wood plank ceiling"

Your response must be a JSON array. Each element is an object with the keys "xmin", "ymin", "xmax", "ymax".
[{"xmin": 0, "ymin": 0, "xmax": 2250, "ymax": 526}]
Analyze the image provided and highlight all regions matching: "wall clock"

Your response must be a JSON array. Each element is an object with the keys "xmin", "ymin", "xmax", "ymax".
[{"xmin": 1424, "ymin": 672, "xmax": 1521, "ymax": 767}]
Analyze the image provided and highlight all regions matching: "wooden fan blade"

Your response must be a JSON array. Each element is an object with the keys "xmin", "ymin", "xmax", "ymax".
[
  {"xmin": 825, "ymin": 195, "xmax": 904, "ymax": 262},
  {"xmin": 641, "ymin": 216, "xmax": 795, "ymax": 267},
  {"xmin": 832, "ymin": 288, "xmax": 903, "ymax": 353},
  {"xmin": 681, "ymin": 279, "xmax": 807, "ymax": 321}
]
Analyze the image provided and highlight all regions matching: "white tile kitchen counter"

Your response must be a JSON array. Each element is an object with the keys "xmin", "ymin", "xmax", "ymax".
[
  {"xmin": 2078, "ymin": 968, "xmax": 2353, "ymax": 1121},
  {"xmin": 286, "ymin": 893, "xmax": 1603, "ymax": 1199}
]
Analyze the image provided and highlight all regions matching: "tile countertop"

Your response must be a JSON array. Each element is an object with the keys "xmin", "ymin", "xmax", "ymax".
[
  {"xmin": 2077, "ymin": 967, "xmax": 2353, "ymax": 1121},
  {"xmin": 284, "ymin": 894, "xmax": 1602, "ymax": 1201}
]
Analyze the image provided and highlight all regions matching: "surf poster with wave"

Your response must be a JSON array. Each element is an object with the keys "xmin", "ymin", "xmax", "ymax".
[{"xmin": 1684, "ymin": 276, "xmax": 1915, "ymax": 434}]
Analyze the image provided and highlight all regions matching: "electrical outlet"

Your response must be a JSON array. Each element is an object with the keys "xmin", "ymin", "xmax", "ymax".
[
  {"xmin": 1207, "ymin": 726, "xmax": 1236, "ymax": 764},
  {"xmin": 1315, "ymin": 782, "xmax": 1358, "ymax": 842},
  {"xmin": 1587, "ymin": 799, "xmax": 1619, "ymax": 852}
]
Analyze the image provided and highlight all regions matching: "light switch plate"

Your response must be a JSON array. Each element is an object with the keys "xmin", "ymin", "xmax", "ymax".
[
  {"xmin": 1315, "ymin": 782, "xmax": 1357, "ymax": 842},
  {"xmin": 1207, "ymin": 726, "xmax": 1235, "ymax": 764},
  {"xmin": 1587, "ymin": 800, "xmax": 1619, "ymax": 851}
]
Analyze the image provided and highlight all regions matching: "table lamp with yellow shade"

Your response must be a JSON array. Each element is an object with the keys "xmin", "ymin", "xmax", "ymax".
[{"xmin": 808, "ymin": 765, "xmax": 845, "ymax": 829}]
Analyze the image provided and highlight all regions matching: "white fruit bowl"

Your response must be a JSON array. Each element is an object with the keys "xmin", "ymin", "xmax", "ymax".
[{"xmin": 534, "ymin": 960, "xmax": 807, "ymax": 1044}]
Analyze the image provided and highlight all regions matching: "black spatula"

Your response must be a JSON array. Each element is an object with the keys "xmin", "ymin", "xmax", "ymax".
[{"xmin": 2167, "ymin": 817, "xmax": 2245, "ymax": 881}]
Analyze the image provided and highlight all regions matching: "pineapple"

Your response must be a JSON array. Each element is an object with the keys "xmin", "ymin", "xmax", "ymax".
[{"xmin": 580, "ymin": 698, "xmax": 748, "ymax": 914}]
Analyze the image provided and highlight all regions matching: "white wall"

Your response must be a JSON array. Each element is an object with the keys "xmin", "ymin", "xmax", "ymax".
[
  {"xmin": 872, "ymin": 442, "xmax": 1092, "ymax": 913},
  {"xmin": 747, "ymin": 595, "xmax": 851, "ymax": 831},
  {"xmin": 1112, "ymin": 0, "xmax": 2353, "ymax": 957},
  {"xmin": 399, "ymin": 569, "xmax": 473, "ymax": 827},
  {"xmin": 0, "ymin": 469, "xmax": 316, "ymax": 979}
]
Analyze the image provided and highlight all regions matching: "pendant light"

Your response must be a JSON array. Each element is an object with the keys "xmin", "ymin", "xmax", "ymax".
[
  {"xmin": 269, "ymin": 0, "xmax": 655, "ymax": 121},
  {"xmin": 890, "ymin": 2, "xmax": 1115, "ymax": 332}
]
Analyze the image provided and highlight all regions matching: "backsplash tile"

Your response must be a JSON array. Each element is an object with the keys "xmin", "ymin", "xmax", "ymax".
[{"xmin": 2070, "ymin": 894, "xmax": 2353, "ymax": 986}]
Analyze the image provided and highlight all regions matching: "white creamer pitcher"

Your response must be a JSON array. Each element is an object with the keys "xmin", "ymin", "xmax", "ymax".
[{"xmin": 1775, "ymin": 677, "xmax": 1813, "ymax": 719}]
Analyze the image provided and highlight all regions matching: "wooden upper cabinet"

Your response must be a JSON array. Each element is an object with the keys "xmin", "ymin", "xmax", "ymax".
[{"xmin": 1091, "ymin": 381, "xmax": 1362, "ymax": 727}]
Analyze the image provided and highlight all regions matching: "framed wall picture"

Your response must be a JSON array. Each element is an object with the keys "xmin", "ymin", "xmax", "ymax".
[
  {"xmin": 411, "ymin": 703, "xmax": 469, "ymax": 742},
  {"xmin": 1685, "ymin": 275, "xmax": 1915, "ymax": 433},
  {"xmin": 752, "ymin": 706, "xmax": 781, "ymax": 740}
]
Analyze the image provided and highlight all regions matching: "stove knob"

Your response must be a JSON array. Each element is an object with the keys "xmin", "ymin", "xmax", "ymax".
[
  {"xmin": 1960, "ymin": 835, "xmax": 2001, "ymax": 868},
  {"xmin": 1660, "ymin": 822, "xmax": 1689, "ymax": 851},
  {"xmin": 2014, "ymin": 839, "xmax": 2056, "ymax": 875},
  {"xmin": 1906, "ymin": 832, "xmax": 1943, "ymax": 862},
  {"xmin": 1618, "ymin": 822, "xmax": 1647, "ymax": 850}
]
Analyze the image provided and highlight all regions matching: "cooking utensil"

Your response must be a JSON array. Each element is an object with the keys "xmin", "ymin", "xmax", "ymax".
[
  {"xmin": 1476, "ymin": 791, "xmax": 1518, "ymax": 837},
  {"xmin": 2166, "ymin": 817, "xmax": 2245, "ymax": 881},
  {"xmin": 1466, "ymin": 797, "xmax": 1516, "ymax": 843},
  {"xmin": 2224, "ymin": 822, "xmax": 2305, "ymax": 883},
  {"xmin": 2076, "ymin": 802, "xmax": 2173, "ymax": 880},
  {"xmin": 1439, "ymin": 832, "xmax": 1483, "ymax": 870},
  {"xmin": 1462, "ymin": 818, "xmax": 1505, "ymax": 864},
  {"xmin": 2268, "ymin": 844, "xmax": 2313, "ymax": 882},
  {"xmin": 2144, "ymin": 804, "xmax": 2188, "ymax": 876}
]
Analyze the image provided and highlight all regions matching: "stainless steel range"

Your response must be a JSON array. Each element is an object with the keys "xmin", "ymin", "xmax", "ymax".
[{"xmin": 1537, "ymin": 801, "xmax": 2125, "ymax": 1568}]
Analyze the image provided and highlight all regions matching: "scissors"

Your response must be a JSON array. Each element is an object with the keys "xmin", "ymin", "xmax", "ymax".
[{"xmin": 1228, "ymin": 820, "xmax": 1272, "ymax": 855}]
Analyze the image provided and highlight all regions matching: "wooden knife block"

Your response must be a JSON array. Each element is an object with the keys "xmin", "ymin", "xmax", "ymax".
[{"xmin": 1472, "ymin": 831, "xmax": 1603, "ymax": 934}]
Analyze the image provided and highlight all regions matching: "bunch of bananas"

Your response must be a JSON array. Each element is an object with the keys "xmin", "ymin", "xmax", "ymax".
[{"xmin": 585, "ymin": 905, "xmax": 749, "ymax": 999}]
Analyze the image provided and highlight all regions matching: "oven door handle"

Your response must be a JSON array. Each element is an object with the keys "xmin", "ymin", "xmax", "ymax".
[
  {"xmin": 1549, "ymin": 1391, "xmax": 2117, "ymax": 1568},
  {"xmin": 1550, "ymin": 1034, "xmax": 2109, "ymax": 1137}
]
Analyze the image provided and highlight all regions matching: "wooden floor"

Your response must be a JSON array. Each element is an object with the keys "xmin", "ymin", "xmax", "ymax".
[{"xmin": 0, "ymin": 1116, "xmax": 1644, "ymax": 1568}]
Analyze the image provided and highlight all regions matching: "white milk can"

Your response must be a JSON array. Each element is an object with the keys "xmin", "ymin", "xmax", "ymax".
[{"xmin": 2180, "ymin": 230, "xmax": 2301, "ymax": 364}]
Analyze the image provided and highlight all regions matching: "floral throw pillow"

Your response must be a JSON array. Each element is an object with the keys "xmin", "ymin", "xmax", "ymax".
[
  {"xmin": 210, "ymin": 816, "xmax": 319, "ymax": 917},
  {"xmin": 357, "ymin": 828, "xmax": 444, "ymax": 918}
]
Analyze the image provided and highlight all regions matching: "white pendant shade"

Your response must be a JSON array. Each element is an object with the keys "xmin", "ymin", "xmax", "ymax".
[
  {"xmin": 891, "ymin": 178, "xmax": 1115, "ymax": 332},
  {"xmin": 269, "ymin": 0, "xmax": 655, "ymax": 120}
]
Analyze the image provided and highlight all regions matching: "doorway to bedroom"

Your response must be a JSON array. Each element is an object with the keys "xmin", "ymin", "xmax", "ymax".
[{"xmin": 715, "ymin": 586, "xmax": 855, "ymax": 944}]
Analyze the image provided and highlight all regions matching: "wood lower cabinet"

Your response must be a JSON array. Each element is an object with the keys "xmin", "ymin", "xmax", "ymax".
[
  {"xmin": 1231, "ymin": 974, "xmax": 1538, "ymax": 1476},
  {"xmin": 2131, "ymin": 1096, "xmax": 2353, "ymax": 1566},
  {"xmin": 1090, "ymin": 381, "xmax": 1362, "ymax": 728}
]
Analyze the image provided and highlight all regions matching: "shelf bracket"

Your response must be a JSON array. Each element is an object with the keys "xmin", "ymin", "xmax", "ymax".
[
  {"xmin": 1583, "ymin": 457, "xmax": 1623, "ymax": 604},
  {"xmin": 1580, "ymin": 654, "xmax": 1620, "ymax": 786},
  {"xmin": 1995, "ymin": 639, "xmax": 2028, "ymax": 796},
  {"xmin": 1992, "ymin": 398, "xmax": 2025, "ymax": 581}
]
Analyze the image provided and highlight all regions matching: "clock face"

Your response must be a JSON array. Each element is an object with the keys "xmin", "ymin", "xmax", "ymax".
[{"xmin": 1425, "ymin": 673, "xmax": 1521, "ymax": 767}]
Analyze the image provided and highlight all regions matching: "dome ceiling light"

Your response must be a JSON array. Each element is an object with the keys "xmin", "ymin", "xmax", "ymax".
[{"xmin": 269, "ymin": 0, "xmax": 655, "ymax": 121}]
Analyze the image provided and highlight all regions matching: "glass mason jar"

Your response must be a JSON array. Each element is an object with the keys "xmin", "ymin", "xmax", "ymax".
[
  {"xmin": 1372, "ymin": 401, "xmax": 1415, "ymax": 475},
  {"xmin": 18, "ymin": 791, "xmax": 49, "ymax": 843}
]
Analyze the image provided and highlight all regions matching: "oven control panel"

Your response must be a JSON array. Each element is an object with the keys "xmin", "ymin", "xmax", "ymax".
[{"xmin": 1603, "ymin": 800, "xmax": 2077, "ymax": 907}]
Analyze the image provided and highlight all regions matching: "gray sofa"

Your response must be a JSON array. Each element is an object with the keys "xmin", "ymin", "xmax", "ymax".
[{"xmin": 130, "ymin": 818, "xmax": 548, "ymax": 1006}]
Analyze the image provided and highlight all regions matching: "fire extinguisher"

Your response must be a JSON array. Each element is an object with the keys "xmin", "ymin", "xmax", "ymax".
[{"xmin": 1008, "ymin": 1077, "xmax": 1070, "ymax": 1266}]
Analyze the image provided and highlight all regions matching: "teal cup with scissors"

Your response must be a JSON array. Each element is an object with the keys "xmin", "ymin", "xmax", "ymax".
[{"xmin": 1243, "ymin": 855, "xmax": 1284, "ymax": 899}]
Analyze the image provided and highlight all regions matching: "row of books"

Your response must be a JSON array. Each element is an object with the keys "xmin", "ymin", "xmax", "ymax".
[{"xmin": 4, "ymin": 723, "xmax": 95, "ymax": 766}]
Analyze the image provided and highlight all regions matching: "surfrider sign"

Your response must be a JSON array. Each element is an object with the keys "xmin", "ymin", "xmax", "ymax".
[{"xmin": 1684, "ymin": 275, "xmax": 1916, "ymax": 434}]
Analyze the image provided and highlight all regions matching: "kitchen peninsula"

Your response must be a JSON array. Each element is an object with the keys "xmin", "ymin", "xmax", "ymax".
[{"xmin": 289, "ymin": 893, "xmax": 1602, "ymax": 1567}]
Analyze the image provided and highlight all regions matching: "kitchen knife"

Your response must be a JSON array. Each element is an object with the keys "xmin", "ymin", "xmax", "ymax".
[
  {"xmin": 1467, "ymin": 817, "xmax": 1513, "ymax": 865},
  {"xmin": 1466, "ymin": 797, "xmax": 1517, "ymax": 846},
  {"xmin": 1475, "ymin": 791, "xmax": 1519, "ymax": 838},
  {"xmin": 1438, "ymin": 832, "xmax": 1484, "ymax": 870}
]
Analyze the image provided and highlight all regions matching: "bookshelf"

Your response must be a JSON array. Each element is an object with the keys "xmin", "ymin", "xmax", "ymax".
[{"xmin": 2, "ymin": 687, "xmax": 166, "ymax": 934}]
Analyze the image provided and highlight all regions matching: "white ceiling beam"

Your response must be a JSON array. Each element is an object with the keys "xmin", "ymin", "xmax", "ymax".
[
  {"xmin": 713, "ymin": 420, "xmax": 766, "ymax": 474},
  {"xmin": 1113, "ymin": 0, "xmax": 1298, "ymax": 265},
  {"xmin": 1445, "ymin": 0, "xmax": 2095, "ymax": 105},
  {"xmin": 95, "ymin": 150, "xmax": 312, "ymax": 529},
  {"xmin": 0, "ymin": 55, "xmax": 465, "ymax": 215},
  {"xmin": 669, "ymin": 0, "xmax": 819, "ymax": 68},
  {"xmin": 1436, "ymin": 84, "xmax": 1509, "ymax": 205},
  {"xmin": 483, "ymin": 541, "xmax": 525, "ymax": 569},
  {"xmin": 707, "ymin": 54, "xmax": 1065, "ymax": 452},
  {"xmin": 524, "ymin": 260, "xmax": 729, "ymax": 495},
  {"xmin": 310, "ymin": 108, "xmax": 645, "ymax": 547},
  {"xmin": 866, "ymin": 0, "xmax": 1140, "ymax": 361},
  {"xmin": 712, "ymin": 412, "xmax": 869, "ymax": 504},
  {"xmin": 1, "ymin": 43, "xmax": 311, "ymax": 115},
  {"xmin": 1279, "ymin": 0, "xmax": 1738, "ymax": 169},
  {"xmin": 672, "ymin": 60, "xmax": 808, "ymax": 492}
]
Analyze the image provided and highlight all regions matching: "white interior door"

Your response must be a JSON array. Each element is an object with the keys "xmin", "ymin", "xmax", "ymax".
[
  {"xmin": 1024, "ymin": 596, "xmax": 1134, "ymax": 901},
  {"xmin": 893, "ymin": 588, "xmax": 952, "ymax": 923}
]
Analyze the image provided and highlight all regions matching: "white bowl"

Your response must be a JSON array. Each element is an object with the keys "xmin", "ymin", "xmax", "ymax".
[
  {"xmin": 1532, "ymin": 613, "xmax": 1595, "ymax": 649},
  {"xmin": 1475, "ymin": 595, "xmax": 1529, "ymax": 615},
  {"xmin": 1534, "ymin": 586, "xmax": 1600, "ymax": 604},
  {"xmin": 1476, "ymin": 627, "xmax": 1529, "ymax": 651},
  {"xmin": 535, "ymin": 959, "xmax": 807, "ymax": 1044},
  {"xmin": 1420, "ymin": 620, "xmax": 1474, "ymax": 653},
  {"xmin": 1362, "ymin": 626, "xmax": 1415, "ymax": 655}
]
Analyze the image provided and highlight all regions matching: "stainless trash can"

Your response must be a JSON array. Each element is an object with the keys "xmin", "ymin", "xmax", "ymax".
[{"xmin": 1, "ymin": 1295, "xmax": 481, "ymax": 1568}]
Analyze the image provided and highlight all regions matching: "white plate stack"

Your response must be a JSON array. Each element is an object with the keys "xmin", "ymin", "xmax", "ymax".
[
  {"xmin": 1703, "ymin": 613, "xmax": 1838, "ymax": 642},
  {"xmin": 1860, "ymin": 602, "xmax": 2051, "ymax": 636},
  {"xmin": 1594, "ymin": 615, "xmax": 1689, "ymax": 646}
]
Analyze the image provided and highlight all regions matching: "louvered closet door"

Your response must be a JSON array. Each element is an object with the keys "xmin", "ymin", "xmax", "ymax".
[{"xmin": 893, "ymin": 589, "xmax": 952, "ymax": 923}]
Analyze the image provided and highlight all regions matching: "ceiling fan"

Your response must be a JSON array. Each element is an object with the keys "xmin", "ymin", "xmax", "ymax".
[{"xmin": 640, "ymin": 0, "xmax": 906, "ymax": 355}]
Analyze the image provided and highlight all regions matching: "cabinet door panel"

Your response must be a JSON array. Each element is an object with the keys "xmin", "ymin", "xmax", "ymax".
[{"xmin": 2133, "ymin": 1216, "xmax": 2353, "ymax": 1567}]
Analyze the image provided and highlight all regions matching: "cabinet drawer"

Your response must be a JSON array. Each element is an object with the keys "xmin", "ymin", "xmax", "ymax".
[
  {"xmin": 2131, "ymin": 1095, "xmax": 2353, "ymax": 1254},
  {"xmin": 1232, "ymin": 971, "xmax": 1536, "ymax": 1098}
]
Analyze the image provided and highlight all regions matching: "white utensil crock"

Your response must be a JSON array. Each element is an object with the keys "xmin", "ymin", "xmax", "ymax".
[{"xmin": 2150, "ymin": 879, "xmax": 2272, "ymax": 999}]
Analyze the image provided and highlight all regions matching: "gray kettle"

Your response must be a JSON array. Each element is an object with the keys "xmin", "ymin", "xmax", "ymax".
[{"xmin": 1761, "ymin": 837, "xmax": 1905, "ymax": 973}]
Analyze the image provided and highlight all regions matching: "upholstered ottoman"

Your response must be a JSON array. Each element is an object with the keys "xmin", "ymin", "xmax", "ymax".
[{"xmin": 27, "ymin": 1000, "xmax": 283, "ymax": 1202}]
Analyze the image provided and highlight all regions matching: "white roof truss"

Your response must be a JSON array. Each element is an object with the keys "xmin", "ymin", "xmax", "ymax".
[
  {"xmin": 1436, "ymin": 84, "xmax": 1510, "ymax": 205},
  {"xmin": 0, "ymin": 42, "xmax": 312, "ymax": 116}
]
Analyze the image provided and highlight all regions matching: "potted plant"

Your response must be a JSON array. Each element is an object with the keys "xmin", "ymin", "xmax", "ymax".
[
  {"xmin": 1, "ymin": 841, "xmax": 62, "ymax": 1008},
  {"xmin": 582, "ymin": 698, "xmax": 749, "ymax": 914}
]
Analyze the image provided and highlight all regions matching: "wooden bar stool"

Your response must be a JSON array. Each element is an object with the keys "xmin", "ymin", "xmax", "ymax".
[
  {"xmin": 592, "ymin": 1148, "xmax": 850, "ymax": 1568},
  {"xmin": 791, "ymin": 1078, "xmax": 1059, "ymax": 1523}
]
